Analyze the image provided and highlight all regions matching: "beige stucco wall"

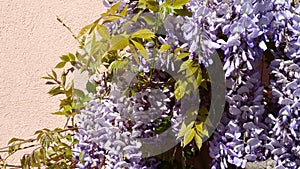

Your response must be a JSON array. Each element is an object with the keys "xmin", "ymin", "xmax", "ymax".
[{"xmin": 0, "ymin": 0, "xmax": 104, "ymax": 164}]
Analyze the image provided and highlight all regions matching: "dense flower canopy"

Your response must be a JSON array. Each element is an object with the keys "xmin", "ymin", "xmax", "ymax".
[{"xmin": 73, "ymin": 0, "xmax": 300, "ymax": 168}]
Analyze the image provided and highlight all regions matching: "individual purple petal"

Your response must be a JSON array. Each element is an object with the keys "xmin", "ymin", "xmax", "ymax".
[
  {"xmin": 229, "ymin": 106, "xmax": 242, "ymax": 115},
  {"xmin": 247, "ymin": 138, "xmax": 260, "ymax": 146},
  {"xmin": 244, "ymin": 154, "xmax": 257, "ymax": 161}
]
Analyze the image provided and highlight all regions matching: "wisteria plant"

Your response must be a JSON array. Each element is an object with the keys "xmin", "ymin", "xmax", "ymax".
[{"xmin": 0, "ymin": 0, "xmax": 299, "ymax": 169}]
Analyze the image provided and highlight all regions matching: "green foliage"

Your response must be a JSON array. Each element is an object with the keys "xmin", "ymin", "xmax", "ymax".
[
  {"xmin": 19, "ymin": 128, "xmax": 77, "ymax": 168},
  {"xmin": 138, "ymin": 0, "xmax": 160, "ymax": 12}
]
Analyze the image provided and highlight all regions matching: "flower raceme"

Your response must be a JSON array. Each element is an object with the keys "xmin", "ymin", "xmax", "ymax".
[{"xmin": 72, "ymin": 0, "xmax": 300, "ymax": 168}]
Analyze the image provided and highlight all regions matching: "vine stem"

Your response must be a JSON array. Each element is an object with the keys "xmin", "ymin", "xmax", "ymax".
[
  {"xmin": 0, "ymin": 139, "xmax": 36, "ymax": 151},
  {"xmin": 0, "ymin": 163, "xmax": 22, "ymax": 168}
]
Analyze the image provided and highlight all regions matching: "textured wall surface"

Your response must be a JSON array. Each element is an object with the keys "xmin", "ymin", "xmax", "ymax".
[{"xmin": 0, "ymin": 0, "xmax": 104, "ymax": 164}]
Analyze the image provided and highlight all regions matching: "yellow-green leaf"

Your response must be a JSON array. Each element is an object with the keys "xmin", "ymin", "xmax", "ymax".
[
  {"xmin": 174, "ymin": 80, "xmax": 188, "ymax": 100},
  {"xmin": 174, "ymin": 47, "xmax": 183, "ymax": 54},
  {"xmin": 51, "ymin": 111, "xmax": 68, "ymax": 116},
  {"xmin": 195, "ymin": 122, "xmax": 203, "ymax": 133},
  {"xmin": 160, "ymin": 44, "xmax": 170, "ymax": 51},
  {"xmin": 129, "ymin": 44, "xmax": 140, "ymax": 64},
  {"xmin": 51, "ymin": 70, "xmax": 57, "ymax": 79},
  {"xmin": 196, "ymin": 122, "xmax": 209, "ymax": 137},
  {"xmin": 88, "ymin": 18, "xmax": 101, "ymax": 35},
  {"xmin": 120, "ymin": 5, "xmax": 128, "ymax": 16},
  {"xmin": 194, "ymin": 134, "xmax": 203, "ymax": 150},
  {"xmin": 186, "ymin": 65, "xmax": 198, "ymax": 77},
  {"xmin": 103, "ymin": 15, "xmax": 122, "ymax": 23},
  {"xmin": 97, "ymin": 25, "xmax": 110, "ymax": 40},
  {"xmin": 110, "ymin": 0, "xmax": 121, "ymax": 14},
  {"xmin": 8, "ymin": 138, "xmax": 25, "ymax": 145},
  {"xmin": 77, "ymin": 23, "xmax": 94, "ymax": 38},
  {"xmin": 139, "ymin": 0, "xmax": 159, "ymax": 11},
  {"xmin": 201, "ymin": 126, "xmax": 209, "ymax": 137},
  {"xmin": 109, "ymin": 35, "xmax": 129, "ymax": 51},
  {"xmin": 179, "ymin": 59, "xmax": 193, "ymax": 72},
  {"xmin": 68, "ymin": 53, "xmax": 76, "ymax": 61},
  {"xmin": 60, "ymin": 55, "xmax": 70, "ymax": 62},
  {"xmin": 141, "ymin": 14, "xmax": 156, "ymax": 25},
  {"xmin": 55, "ymin": 62, "xmax": 66, "ymax": 69},
  {"xmin": 131, "ymin": 40, "xmax": 149, "ymax": 60},
  {"xmin": 176, "ymin": 53, "xmax": 190, "ymax": 60},
  {"xmin": 183, "ymin": 128, "xmax": 195, "ymax": 147},
  {"xmin": 131, "ymin": 29, "xmax": 155, "ymax": 39},
  {"xmin": 132, "ymin": 10, "xmax": 143, "ymax": 22},
  {"xmin": 173, "ymin": 0, "xmax": 190, "ymax": 9},
  {"xmin": 196, "ymin": 69, "xmax": 202, "ymax": 86},
  {"xmin": 177, "ymin": 121, "xmax": 194, "ymax": 138},
  {"xmin": 89, "ymin": 32, "xmax": 102, "ymax": 56}
]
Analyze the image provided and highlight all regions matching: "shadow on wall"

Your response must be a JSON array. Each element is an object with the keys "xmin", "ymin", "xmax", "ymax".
[{"xmin": 0, "ymin": 0, "xmax": 104, "ymax": 164}]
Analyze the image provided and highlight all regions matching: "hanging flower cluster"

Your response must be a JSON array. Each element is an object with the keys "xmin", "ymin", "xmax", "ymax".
[{"xmin": 72, "ymin": 0, "xmax": 300, "ymax": 168}]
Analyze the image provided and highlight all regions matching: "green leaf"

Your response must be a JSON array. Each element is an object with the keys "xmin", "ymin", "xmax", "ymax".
[
  {"xmin": 108, "ymin": 59, "xmax": 128, "ymax": 71},
  {"xmin": 55, "ymin": 62, "xmax": 66, "ymax": 69},
  {"xmin": 160, "ymin": 44, "xmax": 170, "ymax": 51},
  {"xmin": 73, "ymin": 89, "xmax": 85, "ymax": 98},
  {"xmin": 89, "ymin": 32, "xmax": 102, "ymax": 56},
  {"xmin": 194, "ymin": 133, "xmax": 203, "ymax": 150},
  {"xmin": 200, "ymin": 125, "xmax": 209, "ymax": 137},
  {"xmin": 131, "ymin": 10, "xmax": 143, "ymax": 22},
  {"xmin": 32, "ymin": 151, "xmax": 41, "ymax": 167},
  {"xmin": 196, "ymin": 69, "xmax": 203, "ymax": 86},
  {"xmin": 120, "ymin": 5, "xmax": 128, "ymax": 16},
  {"xmin": 51, "ymin": 111, "xmax": 68, "ymax": 116},
  {"xmin": 103, "ymin": 15, "xmax": 122, "ymax": 23},
  {"xmin": 131, "ymin": 29, "xmax": 155, "ymax": 39},
  {"xmin": 141, "ymin": 14, "xmax": 156, "ymax": 25},
  {"xmin": 96, "ymin": 24, "xmax": 110, "ymax": 40},
  {"xmin": 79, "ymin": 152, "xmax": 84, "ymax": 161},
  {"xmin": 61, "ymin": 71, "xmax": 66, "ymax": 86},
  {"xmin": 60, "ymin": 55, "xmax": 70, "ymax": 62},
  {"xmin": 48, "ymin": 86, "xmax": 63, "ymax": 96},
  {"xmin": 109, "ymin": 35, "xmax": 129, "ymax": 51},
  {"xmin": 183, "ymin": 127, "xmax": 195, "ymax": 147},
  {"xmin": 186, "ymin": 65, "xmax": 198, "ymax": 77},
  {"xmin": 176, "ymin": 53, "xmax": 189, "ymax": 60},
  {"xmin": 110, "ymin": 0, "xmax": 121, "ymax": 14},
  {"xmin": 42, "ymin": 76, "xmax": 53, "ymax": 80},
  {"xmin": 68, "ymin": 53, "xmax": 76, "ymax": 61},
  {"xmin": 8, "ymin": 138, "xmax": 25, "ymax": 145},
  {"xmin": 130, "ymin": 40, "xmax": 149, "ymax": 60},
  {"xmin": 88, "ymin": 18, "xmax": 101, "ymax": 35},
  {"xmin": 77, "ymin": 23, "xmax": 94, "ymax": 38},
  {"xmin": 51, "ymin": 70, "xmax": 57, "ymax": 79},
  {"xmin": 139, "ymin": 0, "xmax": 159, "ymax": 11},
  {"xmin": 177, "ymin": 121, "xmax": 194, "ymax": 138},
  {"xmin": 179, "ymin": 60, "xmax": 193, "ymax": 72},
  {"xmin": 173, "ymin": 0, "xmax": 190, "ymax": 9},
  {"xmin": 40, "ymin": 148, "xmax": 47, "ymax": 162},
  {"xmin": 195, "ymin": 122, "xmax": 209, "ymax": 137},
  {"xmin": 174, "ymin": 8, "xmax": 193, "ymax": 17},
  {"xmin": 65, "ymin": 148, "xmax": 72, "ymax": 157},
  {"xmin": 174, "ymin": 80, "xmax": 187, "ymax": 100},
  {"xmin": 86, "ymin": 81, "xmax": 96, "ymax": 94},
  {"xmin": 199, "ymin": 106, "xmax": 208, "ymax": 116},
  {"xmin": 195, "ymin": 122, "xmax": 203, "ymax": 133},
  {"xmin": 45, "ymin": 81, "xmax": 56, "ymax": 85},
  {"xmin": 174, "ymin": 47, "xmax": 183, "ymax": 54},
  {"xmin": 129, "ymin": 44, "xmax": 140, "ymax": 64},
  {"xmin": 201, "ymin": 79, "xmax": 208, "ymax": 90}
]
